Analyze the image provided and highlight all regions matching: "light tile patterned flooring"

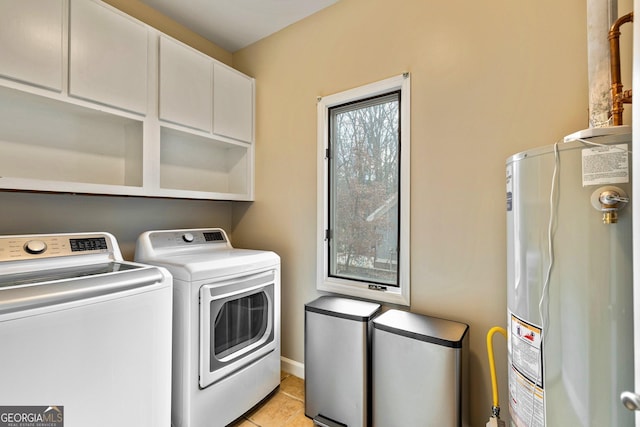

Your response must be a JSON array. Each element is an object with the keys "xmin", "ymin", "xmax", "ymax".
[{"xmin": 229, "ymin": 372, "xmax": 314, "ymax": 427}]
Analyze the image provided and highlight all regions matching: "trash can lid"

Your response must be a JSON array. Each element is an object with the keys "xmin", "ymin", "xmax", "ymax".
[
  {"xmin": 373, "ymin": 309, "xmax": 469, "ymax": 348},
  {"xmin": 305, "ymin": 296, "xmax": 381, "ymax": 322}
]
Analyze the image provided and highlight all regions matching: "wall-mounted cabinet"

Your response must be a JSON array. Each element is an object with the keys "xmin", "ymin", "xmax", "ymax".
[
  {"xmin": 213, "ymin": 63, "xmax": 254, "ymax": 143},
  {"xmin": 159, "ymin": 36, "xmax": 255, "ymax": 144},
  {"xmin": 0, "ymin": 0, "xmax": 64, "ymax": 92},
  {"xmin": 0, "ymin": 0, "xmax": 254, "ymax": 201},
  {"xmin": 159, "ymin": 36, "xmax": 213, "ymax": 132},
  {"xmin": 0, "ymin": 86, "xmax": 144, "ymax": 195},
  {"xmin": 159, "ymin": 126, "xmax": 250, "ymax": 196},
  {"xmin": 69, "ymin": 0, "xmax": 148, "ymax": 114}
]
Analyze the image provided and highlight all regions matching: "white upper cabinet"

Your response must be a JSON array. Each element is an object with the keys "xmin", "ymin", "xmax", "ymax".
[
  {"xmin": 0, "ymin": 1, "xmax": 254, "ymax": 200},
  {"xmin": 213, "ymin": 63, "xmax": 254, "ymax": 143},
  {"xmin": 159, "ymin": 36, "xmax": 213, "ymax": 132},
  {"xmin": 159, "ymin": 37, "xmax": 254, "ymax": 143},
  {"xmin": 69, "ymin": 0, "xmax": 148, "ymax": 114},
  {"xmin": 0, "ymin": 0, "xmax": 64, "ymax": 91}
]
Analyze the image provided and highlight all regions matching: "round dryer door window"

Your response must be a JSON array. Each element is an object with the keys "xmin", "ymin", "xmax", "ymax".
[
  {"xmin": 214, "ymin": 292, "xmax": 268, "ymax": 358},
  {"xmin": 199, "ymin": 270, "xmax": 277, "ymax": 388}
]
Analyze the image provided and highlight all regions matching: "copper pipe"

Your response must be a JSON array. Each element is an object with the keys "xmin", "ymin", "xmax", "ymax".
[{"xmin": 609, "ymin": 12, "xmax": 633, "ymax": 125}]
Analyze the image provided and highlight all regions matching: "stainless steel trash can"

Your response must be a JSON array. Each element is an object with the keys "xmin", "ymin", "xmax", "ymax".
[
  {"xmin": 305, "ymin": 296, "xmax": 381, "ymax": 427},
  {"xmin": 372, "ymin": 309, "xmax": 469, "ymax": 427}
]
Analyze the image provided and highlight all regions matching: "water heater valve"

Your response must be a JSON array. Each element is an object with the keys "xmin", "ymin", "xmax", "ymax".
[{"xmin": 590, "ymin": 186, "xmax": 629, "ymax": 224}]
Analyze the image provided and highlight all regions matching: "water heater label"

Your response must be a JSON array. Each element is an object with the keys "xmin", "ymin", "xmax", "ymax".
[
  {"xmin": 509, "ymin": 312, "xmax": 545, "ymax": 427},
  {"xmin": 581, "ymin": 144, "xmax": 629, "ymax": 186},
  {"xmin": 506, "ymin": 164, "xmax": 513, "ymax": 212}
]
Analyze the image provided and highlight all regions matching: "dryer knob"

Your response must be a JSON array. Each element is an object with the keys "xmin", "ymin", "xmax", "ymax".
[
  {"xmin": 24, "ymin": 240, "xmax": 47, "ymax": 254},
  {"xmin": 182, "ymin": 233, "xmax": 194, "ymax": 243}
]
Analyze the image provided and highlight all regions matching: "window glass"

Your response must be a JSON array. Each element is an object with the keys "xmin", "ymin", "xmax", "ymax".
[
  {"xmin": 317, "ymin": 74, "xmax": 410, "ymax": 306},
  {"xmin": 328, "ymin": 92, "xmax": 400, "ymax": 286}
]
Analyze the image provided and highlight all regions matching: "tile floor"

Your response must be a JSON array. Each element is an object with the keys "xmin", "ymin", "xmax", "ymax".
[{"xmin": 229, "ymin": 372, "xmax": 314, "ymax": 427}]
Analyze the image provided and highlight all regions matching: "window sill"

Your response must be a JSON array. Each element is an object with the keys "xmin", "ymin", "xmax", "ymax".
[{"xmin": 318, "ymin": 278, "xmax": 409, "ymax": 306}]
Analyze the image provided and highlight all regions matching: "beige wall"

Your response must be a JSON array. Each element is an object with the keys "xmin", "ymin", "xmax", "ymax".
[
  {"xmin": 231, "ymin": 0, "xmax": 590, "ymax": 424},
  {"xmin": 0, "ymin": 192, "xmax": 233, "ymax": 260}
]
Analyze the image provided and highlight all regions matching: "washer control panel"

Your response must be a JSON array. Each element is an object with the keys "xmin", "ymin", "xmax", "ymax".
[
  {"xmin": 0, "ymin": 233, "xmax": 113, "ymax": 261},
  {"xmin": 24, "ymin": 240, "xmax": 48, "ymax": 255}
]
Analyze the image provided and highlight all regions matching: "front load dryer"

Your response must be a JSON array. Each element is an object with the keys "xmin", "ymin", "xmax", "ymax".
[{"xmin": 135, "ymin": 228, "xmax": 281, "ymax": 427}]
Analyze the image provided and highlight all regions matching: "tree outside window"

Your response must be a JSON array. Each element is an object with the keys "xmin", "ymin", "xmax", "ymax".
[{"xmin": 329, "ymin": 92, "xmax": 400, "ymax": 286}]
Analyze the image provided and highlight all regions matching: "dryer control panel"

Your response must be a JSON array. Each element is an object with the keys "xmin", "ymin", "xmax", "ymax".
[{"xmin": 141, "ymin": 228, "xmax": 232, "ymax": 251}]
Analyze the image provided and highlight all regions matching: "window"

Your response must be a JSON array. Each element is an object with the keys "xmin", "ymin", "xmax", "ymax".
[{"xmin": 317, "ymin": 74, "xmax": 410, "ymax": 306}]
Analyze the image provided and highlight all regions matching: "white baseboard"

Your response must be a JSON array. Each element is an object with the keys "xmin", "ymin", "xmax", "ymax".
[{"xmin": 281, "ymin": 356, "xmax": 304, "ymax": 379}]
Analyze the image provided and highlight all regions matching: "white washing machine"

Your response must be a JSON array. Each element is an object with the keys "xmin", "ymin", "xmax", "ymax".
[
  {"xmin": 0, "ymin": 232, "xmax": 172, "ymax": 427},
  {"xmin": 135, "ymin": 228, "xmax": 281, "ymax": 427}
]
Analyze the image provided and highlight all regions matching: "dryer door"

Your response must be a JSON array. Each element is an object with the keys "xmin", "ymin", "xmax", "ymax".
[{"xmin": 199, "ymin": 270, "xmax": 276, "ymax": 389}]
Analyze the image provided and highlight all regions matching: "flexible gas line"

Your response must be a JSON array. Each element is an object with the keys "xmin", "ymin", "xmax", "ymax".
[{"xmin": 486, "ymin": 326, "xmax": 507, "ymax": 420}]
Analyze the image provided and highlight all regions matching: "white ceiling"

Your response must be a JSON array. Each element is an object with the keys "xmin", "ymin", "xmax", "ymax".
[{"xmin": 138, "ymin": 0, "xmax": 338, "ymax": 52}]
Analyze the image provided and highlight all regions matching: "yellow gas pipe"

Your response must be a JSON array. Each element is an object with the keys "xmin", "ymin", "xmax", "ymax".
[{"xmin": 486, "ymin": 326, "xmax": 507, "ymax": 419}]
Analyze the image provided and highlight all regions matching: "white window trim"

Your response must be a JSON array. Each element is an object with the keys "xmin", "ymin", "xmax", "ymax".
[{"xmin": 316, "ymin": 73, "xmax": 410, "ymax": 306}]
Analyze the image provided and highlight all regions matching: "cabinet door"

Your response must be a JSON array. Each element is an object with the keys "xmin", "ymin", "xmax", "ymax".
[
  {"xmin": 159, "ymin": 36, "xmax": 213, "ymax": 132},
  {"xmin": 213, "ymin": 64, "xmax": 254, "ymax": 143},
  {"xmin": 0, "ymin": 0, "xmax": 63, "ymax": 91},
  {"xmin": 69, "ymin": 0, "xmax": 147, "ymax": 114}
]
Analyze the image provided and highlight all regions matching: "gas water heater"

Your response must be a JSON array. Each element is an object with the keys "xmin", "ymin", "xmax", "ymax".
[{"xmin": 506, "ymin": 127, "xmax": 633, "ymax": 427}]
